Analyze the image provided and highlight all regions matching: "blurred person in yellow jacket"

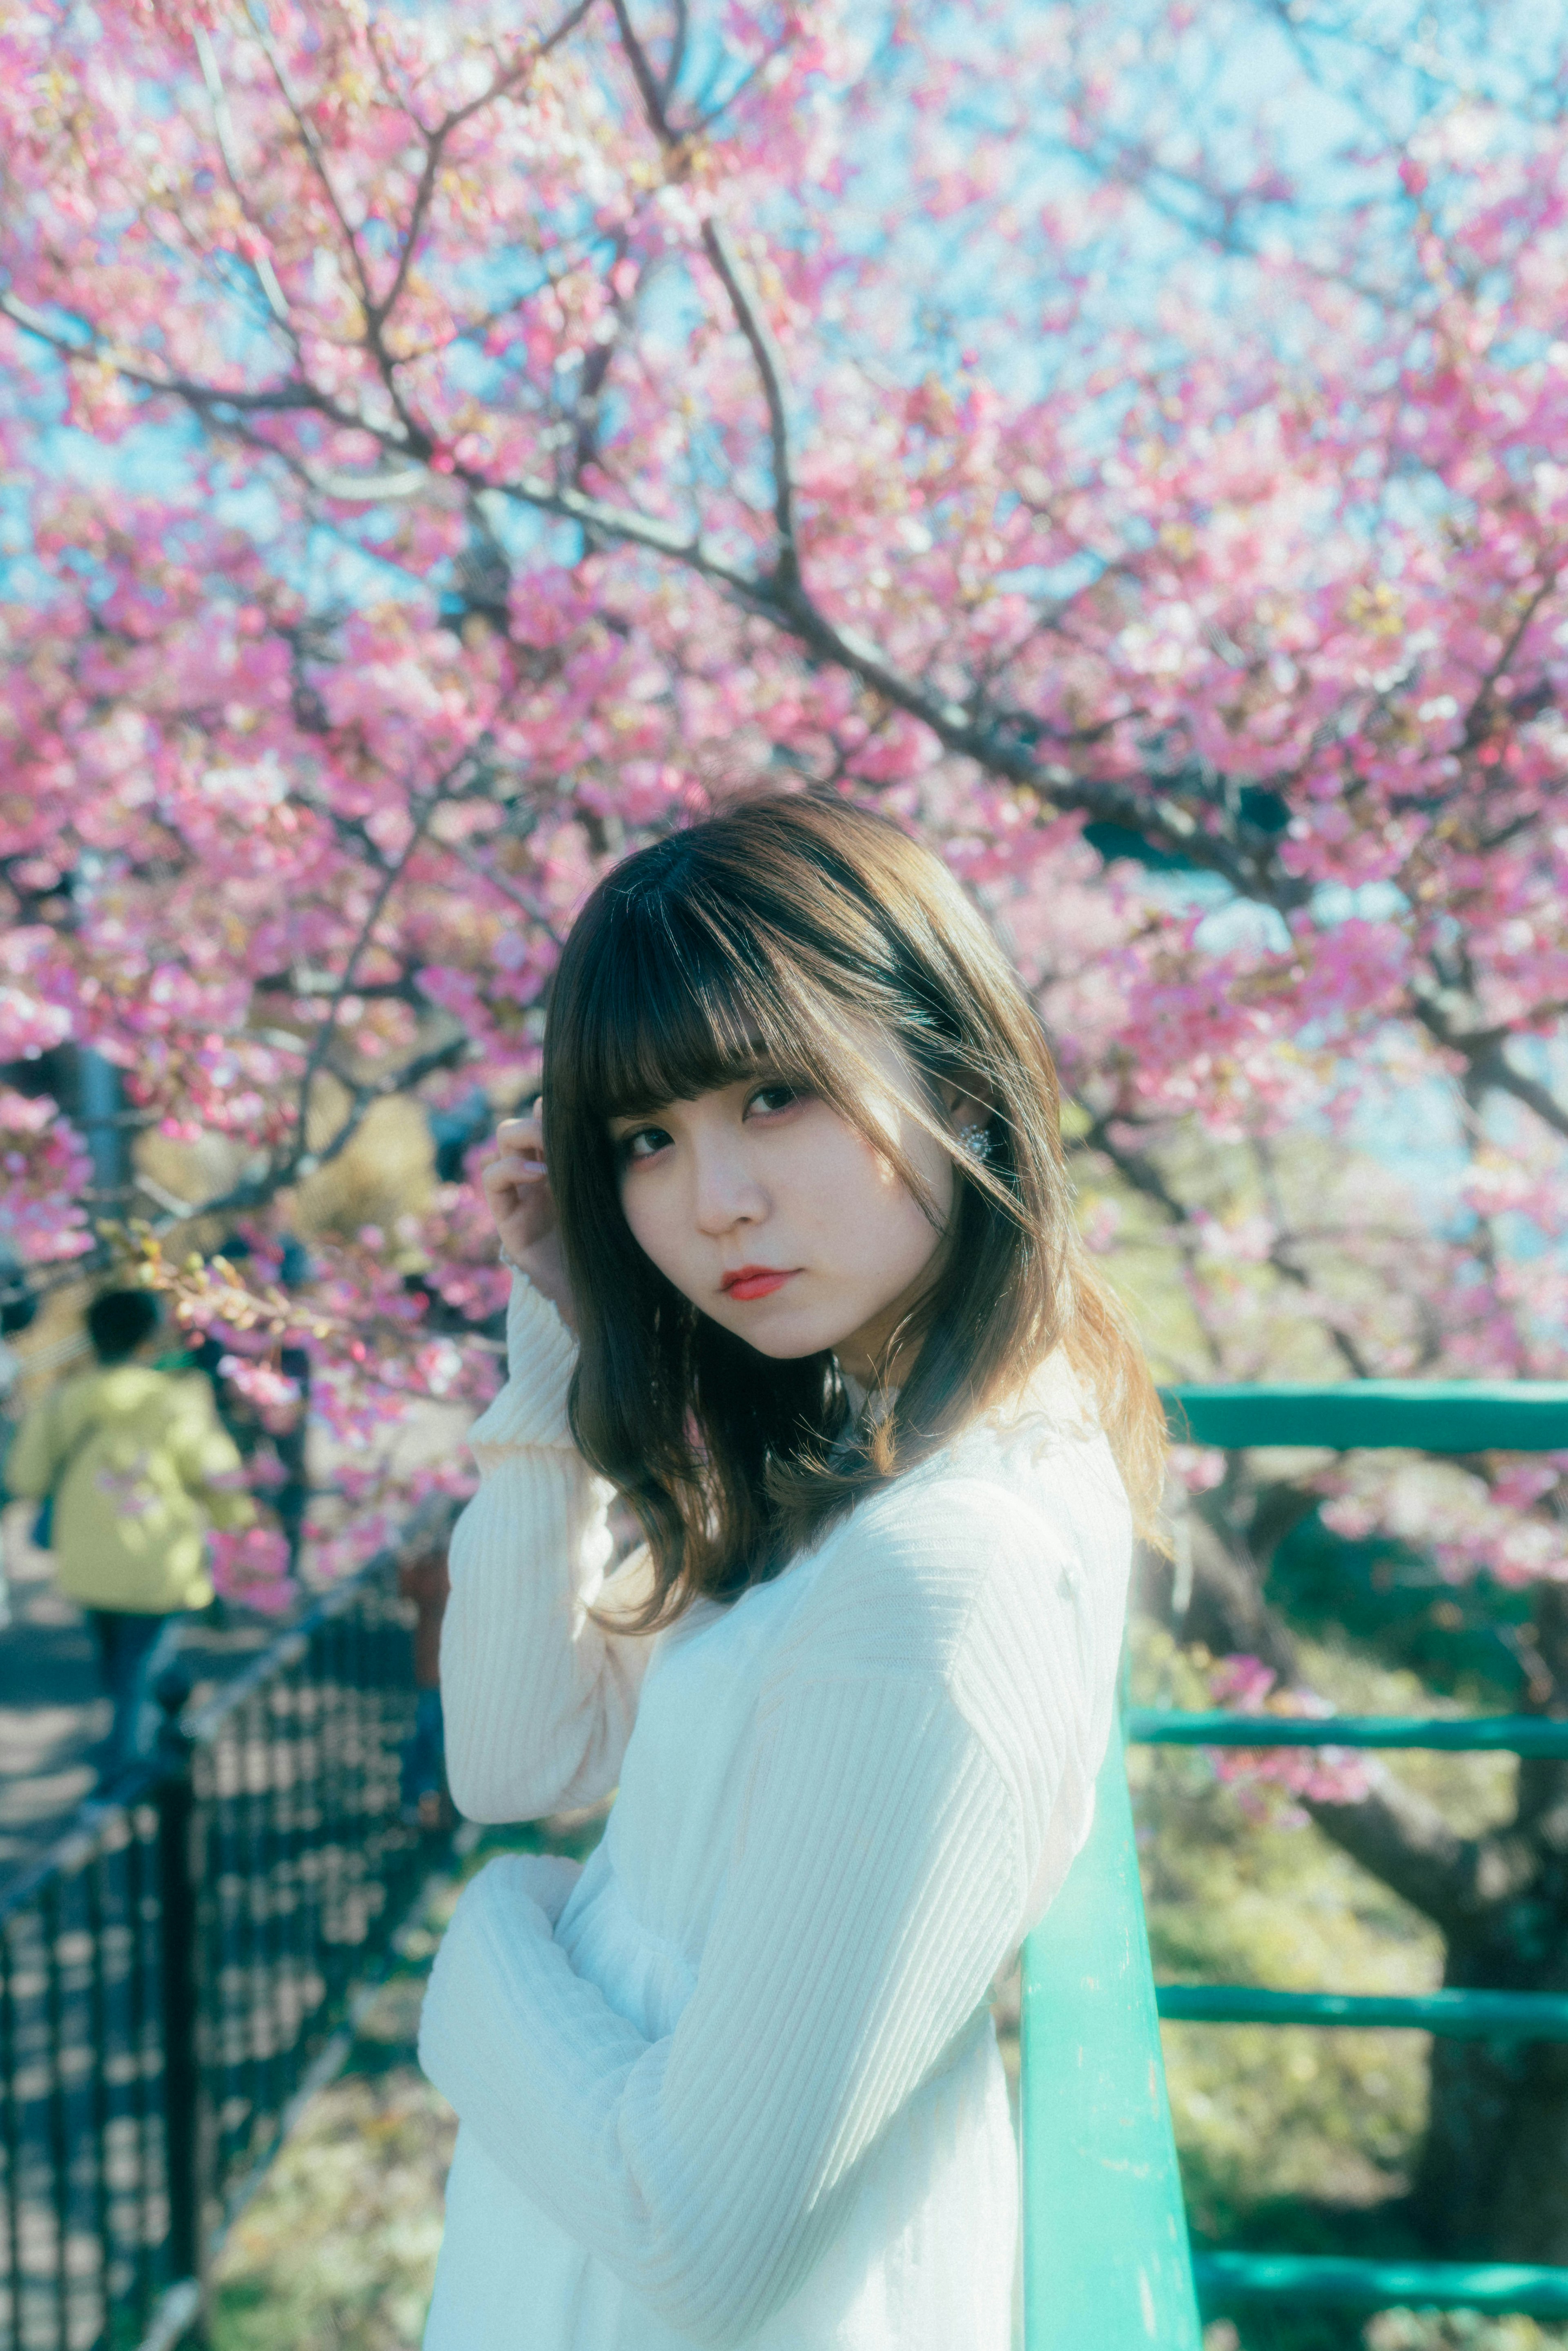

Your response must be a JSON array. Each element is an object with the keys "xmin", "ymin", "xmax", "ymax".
[{"xmin": 9, "ymin": 1288, "xmax": 253, "ymax": 1785}]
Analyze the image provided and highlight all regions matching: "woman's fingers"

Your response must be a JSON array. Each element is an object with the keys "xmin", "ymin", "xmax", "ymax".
[
  {"xmin": 470, "ymin": 1113, "xmax": 571, "ymax": 1319},
  {"xmin": 496, "ymin": 1110, "xmax": 543, "ymax": 1150},
  {"xmin": 484, "ymin": 1149, "xmax": 547, "ymax": 1187},
  {"xmin": 479, "ymin": 1118, "xmax": 559, "ymax": 1259}
]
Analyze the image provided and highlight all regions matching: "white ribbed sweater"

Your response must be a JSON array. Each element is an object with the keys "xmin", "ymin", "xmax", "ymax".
[{"xmin": 418, "ymin": 1275, "xmax": 1132, "ymax": 2351}]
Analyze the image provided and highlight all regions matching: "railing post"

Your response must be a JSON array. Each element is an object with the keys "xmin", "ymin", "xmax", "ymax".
[
  {"xmin": 151, "ymin": 1665, "xmax": 207, "ymax": 2347},
  {"xmin": 1020, "ymin": 1725, "xmax": 1202, "ymax": 2350}
]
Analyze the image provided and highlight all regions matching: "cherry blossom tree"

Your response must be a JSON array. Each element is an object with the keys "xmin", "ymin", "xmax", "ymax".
[{"xmin": 7, "ymin": 0, "xmax": 1568, "ymax": 2255}]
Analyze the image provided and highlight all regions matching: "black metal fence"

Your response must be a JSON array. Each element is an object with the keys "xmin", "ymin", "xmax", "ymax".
[{"xmin": 0, "ymin": 1554, "xmax": 441, "ymax": 2351}]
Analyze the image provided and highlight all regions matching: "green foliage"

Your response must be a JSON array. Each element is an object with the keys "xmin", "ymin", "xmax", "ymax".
[
  {"xmin": 1202, "ymin": 2313, "xmax": 1568, "ymax": 2351},
  {"xmin": 1266, "ymin": 1514, "xmax": 1530, "ymax": 1703},
  {"xmin": 1134, "ymin": 1627, "xmax": 1559, "ymax": 2351},
  {"xmin": 1365, "ymin": 2321, "xmax": 1568, "ymax": 2350}
]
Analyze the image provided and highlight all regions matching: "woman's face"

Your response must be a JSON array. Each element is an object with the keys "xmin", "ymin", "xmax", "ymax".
[{"xmin": 609, "ymin": 1045, "xmax": 966, "ymax": 1384}]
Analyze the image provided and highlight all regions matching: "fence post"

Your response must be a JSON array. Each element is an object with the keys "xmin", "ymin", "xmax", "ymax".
[
  {"xmin": 1020, "ymin": 1727, "xmax": 1202, "ymax": 2350},
  {"xmin": 151, "ymin": 1663, "xmax": 206, "ymax": 2345}
]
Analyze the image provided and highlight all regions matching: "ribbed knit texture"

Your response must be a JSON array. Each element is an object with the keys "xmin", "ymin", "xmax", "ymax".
[
  {"xmin": 437, "ymin": 1277, "xmax": 650, "ymax": 1822},
  {"xmin": 419, "ymin": 1273, "xmax": 1132, "ymax": 2351}
]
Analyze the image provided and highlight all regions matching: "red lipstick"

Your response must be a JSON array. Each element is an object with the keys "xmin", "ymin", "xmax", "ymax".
[{"xmin": 720, "ymin": 1265, "xmax": 798, "ymax": 1301}]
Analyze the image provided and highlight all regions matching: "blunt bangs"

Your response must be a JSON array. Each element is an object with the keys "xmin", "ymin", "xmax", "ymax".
[{"xmin": 552, "ymin": 869, "xmax": 840, "ymax": 1130}]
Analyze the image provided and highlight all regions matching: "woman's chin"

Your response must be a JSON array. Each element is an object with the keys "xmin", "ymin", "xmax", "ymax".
[{"xmin": 707, "ymin": 1303, "xmax": 848, "ymax": 1362}]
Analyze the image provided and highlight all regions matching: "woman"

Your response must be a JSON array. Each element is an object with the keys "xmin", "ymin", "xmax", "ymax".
[{"xmin": 418, "ymin": 794, "xmax": 1166, "ymax": 2350}]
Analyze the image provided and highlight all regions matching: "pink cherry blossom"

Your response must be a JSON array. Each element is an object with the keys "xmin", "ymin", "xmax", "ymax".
[
  {"xmin": 3, "ymin": 0, "xmax": 1568, "ymax": 1622},
  {"xmin": 1204, "ymin": 1656, "xmax": 1375, "ymax": 1823}
]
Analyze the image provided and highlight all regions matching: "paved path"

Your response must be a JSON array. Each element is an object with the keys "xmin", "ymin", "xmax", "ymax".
[
  {"xmin": 0, "ymin": 1505, "xmax": 276, "ymax": 1887},
  {"xmin": 0, "ymin": 1508, "xmax": 106, "ymax": 1879}
]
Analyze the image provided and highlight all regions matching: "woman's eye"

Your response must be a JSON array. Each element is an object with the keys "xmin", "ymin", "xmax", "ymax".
[
  {"xmin": 746, "ymin": 1081, "xmax": 803, "ymax": 1119},
  {"xmin": 620, "ymin": 1125, "xmax": 672, "ymax": 1165}
]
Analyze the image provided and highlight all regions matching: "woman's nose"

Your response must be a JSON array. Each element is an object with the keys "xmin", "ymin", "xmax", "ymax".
[{"xmin": 691, "ymin": 1146, "xmax": 767, "ymax": 1236}]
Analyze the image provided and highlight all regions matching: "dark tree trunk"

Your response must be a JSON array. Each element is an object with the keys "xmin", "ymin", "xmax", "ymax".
[
  {"xmin": 1414, "ymin": 1591, "xmax": 1568, "ymax": 2255},
  {"xmin": 1414, "ymin": 1916, "xmax": 1568, "ymax": 2257}
]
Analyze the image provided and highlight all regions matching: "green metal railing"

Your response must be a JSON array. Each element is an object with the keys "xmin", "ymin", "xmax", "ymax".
[
  {"xmin": 1018, "ymin": 1380, "xmax": 1568, "ymax": 2346},
  {"xmin": 1020, "ymin": 1728, "xmax": 1204, "ymax": 2349}
]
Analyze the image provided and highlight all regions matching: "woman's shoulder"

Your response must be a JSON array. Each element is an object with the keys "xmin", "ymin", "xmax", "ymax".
[
  {"xmin": 769, "ymin": 1423, "xmax": 1123, "ymax": 1694},
  {"xmin": 964, "ymin": 1346, "xmax": 1111, "ymax": 1465},
  {"xmin": 44, "ymin": 1364, "xmax": 125, "ymax": 1431}
]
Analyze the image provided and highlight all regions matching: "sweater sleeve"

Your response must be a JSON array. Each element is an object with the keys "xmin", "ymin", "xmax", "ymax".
[
  {"xmin": 419, "ymin": 1479, "xmax": 1105, "ymax": 2347},
  {"xmin": 438, "ymin": 1273, "xmax": 652, "ymax": 1823},
  {"xmin": 5, "ymin": 1394, "xmax": 60, "ymax": 1500}
]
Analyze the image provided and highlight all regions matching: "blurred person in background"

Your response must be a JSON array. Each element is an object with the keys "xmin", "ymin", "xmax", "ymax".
[{"xmin": 8, "ymin": 1287, "xmax": 254, "ymax": 1787}]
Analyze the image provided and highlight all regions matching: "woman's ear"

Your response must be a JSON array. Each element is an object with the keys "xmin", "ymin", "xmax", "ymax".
[{"xmin": 936, "ymin": 1079, "xmax": 995, "ymax": 1132}]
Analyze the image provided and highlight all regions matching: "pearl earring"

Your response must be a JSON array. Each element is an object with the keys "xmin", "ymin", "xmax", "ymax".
[{"xmin": 959, "ymin": 1124, "xmax": 993, "ymax": 1163}]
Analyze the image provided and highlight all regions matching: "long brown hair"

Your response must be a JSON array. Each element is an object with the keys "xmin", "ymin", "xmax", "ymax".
[{"xmin": 542, "ymin": 793, "xmax": 1165, "ymax": 1629}]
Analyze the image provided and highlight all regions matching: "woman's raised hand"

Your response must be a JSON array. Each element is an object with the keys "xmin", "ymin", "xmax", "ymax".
[{"xmin": 479, "ymin": 1108, "xmax": 577, "ymax": 1331}]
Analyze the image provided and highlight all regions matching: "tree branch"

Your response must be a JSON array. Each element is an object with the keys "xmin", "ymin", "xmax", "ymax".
[
  {"xmin": 609, "ymin": 0, "xmax": 798, "ymax": 569},
  {"xmin": 289, "ymin": 720, "xmax": 514, "ymax": 1180},
  {"xmin": 192, "ymin": 27, "xmax": 295, "ymax": 334},
  {"xmin": 186, "ymin": 1027, "xmax": 472, "ymax": 1231},
  {"xmin": 1410, "ymin": 980, "xmax": 1568, "ymax": 1144},
  {"xmin": 701, "ymin": 218, "xmax": 798, "ymax": 569},
  {"xmin": 370, "ymin": 0, "xmax": 598, "ymax": 332},
  {"xmin": 1306, "ymin": 1780, "xmax": 1491, "ymax": 1936},
  {"xmin": 2, "ymin": 170, "xmax": 1304, "ymax": 909},
  {"xmin": 1468, "ymin": 1041, "xmax": 1568, "ymax": 1145},
  {"xmin": 241, "ymin": 0, "xmax": 377, "ymax": 324}
]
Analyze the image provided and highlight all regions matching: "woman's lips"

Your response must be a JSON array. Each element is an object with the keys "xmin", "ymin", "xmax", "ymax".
[{"xmin": 720, "ymin": 1266, "xmax": 799, "ymax": 1301}]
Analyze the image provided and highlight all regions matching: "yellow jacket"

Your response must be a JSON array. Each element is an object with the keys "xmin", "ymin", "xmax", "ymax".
[{"xmin": 9, "ymin": 1363, "xmax": 253, "ymax": 1613}]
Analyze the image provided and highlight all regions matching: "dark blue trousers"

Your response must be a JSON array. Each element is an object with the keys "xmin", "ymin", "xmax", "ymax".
[{"xmin": 89, "ymin": 1609, "xmax": 187, "ymax": 1783}]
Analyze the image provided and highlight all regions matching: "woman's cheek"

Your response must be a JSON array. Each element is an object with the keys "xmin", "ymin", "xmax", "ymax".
[
  {"xmin": 793, "ymin": 1107, "xmax": 886, "ymax": 1199},
  {"xmin": 619, "ymin": 1181, "xmax": 672, "ymax": 1277}
]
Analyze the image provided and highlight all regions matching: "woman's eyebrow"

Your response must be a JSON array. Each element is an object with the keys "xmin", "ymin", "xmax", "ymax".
[
  {"xmin": 606, "ymin": 1101, "xmax": 671, "ymax": 1127},
  {"xmin": 606, "ymin": 1057, "xmax": 776, "ymax": 1121},
  {"xmin": 603, "ymin": 1042, "xmax": 809, "ymax": 1129}
]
